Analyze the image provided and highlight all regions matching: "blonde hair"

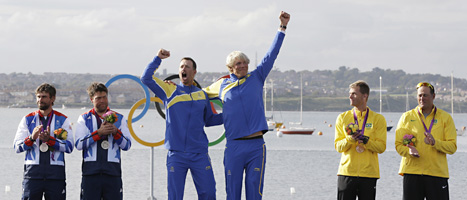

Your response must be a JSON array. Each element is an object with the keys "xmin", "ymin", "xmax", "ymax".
[{"xmin": 225, "ymin": 51, "xmax": 250, "ymax": 73}]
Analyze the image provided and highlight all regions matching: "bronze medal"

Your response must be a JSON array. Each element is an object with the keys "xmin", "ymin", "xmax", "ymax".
[
  {"xmin": 356, "ymin": 144, "xmax": 365, "ymax": 153},
  {"xmin": 424, "ymin": 132, "xmax": 431, "ymax": 144}
]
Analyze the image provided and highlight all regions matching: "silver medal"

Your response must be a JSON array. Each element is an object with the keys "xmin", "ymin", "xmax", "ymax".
[
  {"xmin": 101, "ymin": 140, "xmax": 110, "ymax": 150},
  {"xmin": 40, "ymin": 143, "xmax": 49, "ymax": 152}
]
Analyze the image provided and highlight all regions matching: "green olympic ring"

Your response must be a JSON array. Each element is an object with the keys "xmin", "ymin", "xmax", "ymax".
[{"xmin": 207, "ymin": 99, "xmax": 225, "ymax": 146}]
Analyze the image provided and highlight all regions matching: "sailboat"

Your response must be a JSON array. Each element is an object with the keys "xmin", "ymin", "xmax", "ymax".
[
  {"xmin": 379, "ymin": 76, "xmax": 393, "ymax": 132},
  {"xmin": 265, "ymin": 80, "xmax": 283, "ymax": 131},
  {"xmin": 279, "ymin": 74, "xmax": 315, "ymax": 135},
  {"xmin": 451, "ymin": 72, "xmax": 466, "ymax": 136}
]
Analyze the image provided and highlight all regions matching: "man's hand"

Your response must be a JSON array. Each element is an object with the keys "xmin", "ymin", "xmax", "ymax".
[
  {"xmin": 424, "ymin": 132, "xmax": 436, "ymax": 146},
  {"xmin": 31, "ymin": 125, "xmax": 42, "ymax": 140},
  {"xmin": 97, "ymin": 121, "xmax": 117, "ymax": 137},
  {"xmin": 158, "ymin": 48, "xmax": 170, "ymax": 59},
  {"xmin": 351, "ymin": 131, "xmax": 362, "ymax": 141},
  {"xmin": 407, "ymin": 145, "xmax": 420, "ymax": 158},
  {"xmin": 164, "ymin": 80, "xmax": 177, "ymax": 86},
  {"xmin": 38, "ymin": 126, "xmax": 50, "ymax": 142},
  {"xmin": 279, "ymin": 11, "xmax": 290, "ymax": 27}
]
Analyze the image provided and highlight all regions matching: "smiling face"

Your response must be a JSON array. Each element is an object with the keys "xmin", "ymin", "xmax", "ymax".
[
  {"xmin": 179, "ymin": 59, "xmax": 196, "ymax": 86},
  {"xmin": 232, "ymin": 58, "xmax": 249, "ymax": 78},
  {"xmin": 417, "ymin": 86, "xmax": 435, "ymax": 113},
  {"xmin": 36, "ymin": 92, "xmax": 55, "ymax": 111},
  {"xmin": 91, "ymin": 91, "xmax": 108, "ymax": 114}
]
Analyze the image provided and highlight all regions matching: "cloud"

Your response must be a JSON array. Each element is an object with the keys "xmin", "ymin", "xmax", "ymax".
[{"xmin": 0, "ymin": 0, "xmax": 466, "ymax": 80}]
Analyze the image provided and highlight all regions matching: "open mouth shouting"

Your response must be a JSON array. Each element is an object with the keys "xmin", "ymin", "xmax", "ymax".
[{"xmin": 180, "ymin": 71, "xmax": 189, "ymax": 82}]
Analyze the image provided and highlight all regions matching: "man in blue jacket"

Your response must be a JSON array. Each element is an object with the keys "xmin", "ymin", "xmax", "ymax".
[
  {"xmin": 141, "ymin": 49, "xmax": 223, "ymax": 200},
  {"xmin": 203, "ymin": 11, "xmax": 290, "ymax": 200}
]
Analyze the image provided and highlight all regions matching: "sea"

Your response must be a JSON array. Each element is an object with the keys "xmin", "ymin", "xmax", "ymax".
[{"xmin": 2, "ymin": 108, "xmax": 467, "ymax": 200}]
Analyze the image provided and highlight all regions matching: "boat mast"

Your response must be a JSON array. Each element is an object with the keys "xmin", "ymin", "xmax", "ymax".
[
  {"xmin": 451, "ymin": 72, "xmax": 454, "ymax": 115},
  {"xmin": 271, "ymin": 80, "xmax": 275, "ymax": 120},
  {"xmin": 300, "ymin": 73, "xmax": 303, "ymax": 124},
  {"xmin": 264, "ymin": 82, "xmax": 267, "ymax": 114},
  {"xmin": 406, "ymin": 91, "xmax": 409, "ymax": 111},
  {"xmin": 379, "ymin": 76, "xmax": 382, "ymax": 113}
]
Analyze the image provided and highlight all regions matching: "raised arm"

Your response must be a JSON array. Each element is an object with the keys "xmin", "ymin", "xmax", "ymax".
[
  {"xmin": 141, "ymin": 48, "xmax": 176, "ymax": 101},
  {"xmin": 256, "ymin": 11, "xmax": 290, "ymax": 81}
]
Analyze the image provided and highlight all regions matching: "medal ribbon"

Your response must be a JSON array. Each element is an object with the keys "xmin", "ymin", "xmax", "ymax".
[
  {"xmin": 39, "ymin": 110, "xmax": 54, "ymax": 132},
  {"xmin": 353, "ymin": 108, "xmax": 369, "ymax": 136},
  {"xmin": 417, "ymin": 107, "xmax": 437, "ymax": 134},
  {"xmin": 93, "ymin": 109, "xmax": 107, "ymax": 140}
]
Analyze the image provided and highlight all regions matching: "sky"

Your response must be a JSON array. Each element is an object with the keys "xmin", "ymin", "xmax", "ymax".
[{"xmin": 1, "ymin": 0, "xmax": 467, "ymax": 79}]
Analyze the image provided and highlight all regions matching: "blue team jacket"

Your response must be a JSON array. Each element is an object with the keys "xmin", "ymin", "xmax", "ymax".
[
  {"xmin": 204, "ymin": 31, "xmax": 285, "ymax": 140},
  {"xmin": 141, "ymin": 57, "xmax": 223, "ymax": 154}
]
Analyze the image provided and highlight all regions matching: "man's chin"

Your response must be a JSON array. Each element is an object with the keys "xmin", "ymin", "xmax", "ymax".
[{"xmin": 38, "ymin": 105, "xmax": 49, "ymax": 110}]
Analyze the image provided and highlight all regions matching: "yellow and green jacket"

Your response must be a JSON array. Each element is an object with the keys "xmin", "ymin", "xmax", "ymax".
[
  {"xmin": 395, "ymin": 106, "xmax": 457, "ymax": 178},
  {"xmin": 334, "ymin": 107, "xmax": 387, "ymax": 178}
]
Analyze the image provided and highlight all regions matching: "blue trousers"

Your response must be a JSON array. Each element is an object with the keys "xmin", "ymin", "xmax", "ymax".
[
  {"xmin": 22, "ymin": 179, "xmax": 66, "ymax": 200},
  {"xmin": 224, "ymin": 138, "xmax": 266, "ymax": 200},
  {"xmin": 80, "ymin": 174, "xmax": 123, "ymax": 200},
  {"xmin": 167, "ymin": 151, "xmax": 216, "ymax": 200}
]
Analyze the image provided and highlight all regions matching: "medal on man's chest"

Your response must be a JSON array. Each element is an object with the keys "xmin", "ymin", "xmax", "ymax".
[
  {"xmin": 40, "ymin": 143, "xmax": 49, "ymax": 152},
  {"xmin": 356, "ymin": 143, "xmax": 365, "ymax": 153},
  {"xmin": 101, "ymin": 140, "xmax": 110, "ymax": 150}
]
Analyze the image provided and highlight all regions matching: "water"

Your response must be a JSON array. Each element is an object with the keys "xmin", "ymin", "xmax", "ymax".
[{"xmin": 2, "ymin": 108, "xmax": 467, "ymax": 199}]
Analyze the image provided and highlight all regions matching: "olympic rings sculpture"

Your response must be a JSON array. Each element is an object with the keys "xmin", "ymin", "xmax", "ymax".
[{"xmin": 105, "ymin": 74, "xmax": 225, "ymax": 147}]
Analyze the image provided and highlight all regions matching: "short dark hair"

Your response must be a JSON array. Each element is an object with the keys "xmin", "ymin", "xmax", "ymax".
[
  {"xmin": 181, "ymin": 57, "xmax": 197, "ymax": 70},
  {"xmin": 36, "ymin": 83, "xmax": 56, "ymax": 97},
  {"xmin": 349, "ymin": 80, "xmax": 370, "ymax": 96},
  {"xmin": 87, "ymin": 82, "xmax": 108, "ymax": 99}
]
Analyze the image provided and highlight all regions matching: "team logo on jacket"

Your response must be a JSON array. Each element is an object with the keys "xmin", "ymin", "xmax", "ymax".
[
  {"xmin": 365, "ymin": 123, "xmax": 372, "ymax": 129},
  {"xmin": 205, "ymin": 166, "xmax": 211, "ymax": 170},
  {"xmin": 181, "ymin": 91, "xmax": 186, "ymax": 94},
  {"xmin": 170, "ymin": 166, "xmax": 175, "ymax": 172},
  {"xmin": 254, "ymin": 168, "xmax": 260, "ymax": 171}
]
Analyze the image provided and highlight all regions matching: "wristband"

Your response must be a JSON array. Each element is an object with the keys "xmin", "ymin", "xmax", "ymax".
[
  {"xmin": 29, "ymin": 135, "xmax": 36, "ymax": 142},
  {"xmin": 280, "ymin": 25, "xmax": 287, "ymax": 29}
]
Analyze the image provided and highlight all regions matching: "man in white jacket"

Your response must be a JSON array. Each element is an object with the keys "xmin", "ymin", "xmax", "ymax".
[{"xmin": 14, "ymin": 83, "xmax": 74, "ymax": 199}]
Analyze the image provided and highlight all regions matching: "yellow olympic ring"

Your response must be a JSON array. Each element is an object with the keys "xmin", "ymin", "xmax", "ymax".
[{"xmin": 128, "ymin": 97, "xmax": 165, "ymax": 147}]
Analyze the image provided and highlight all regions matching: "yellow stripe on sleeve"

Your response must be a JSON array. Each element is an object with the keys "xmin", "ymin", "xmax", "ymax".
[{"xmin": 153, "ymin": 75, "xmax": 177, "ymax": 98}]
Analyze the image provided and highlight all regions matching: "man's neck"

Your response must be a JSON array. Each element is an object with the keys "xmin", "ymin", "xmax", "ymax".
[
  {"xmin": 96, "ymin": 110, "xmax": 106, "ymax": 117},
  {"xmin": 421, "ymin": 105, "xmax": 434, "ymax": 115},
  {"xmin": 40, "ymin": 108, "xmax": 52, "ymax": 117},
  {"xmin": 354, "ymin": 104, "xmax": 367, "ymax": 112}
]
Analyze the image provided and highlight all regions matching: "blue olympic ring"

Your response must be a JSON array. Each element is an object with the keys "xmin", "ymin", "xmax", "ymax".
[{"xmin": 105, "ymin": 74, "xmax": 151, "ymax": 123}]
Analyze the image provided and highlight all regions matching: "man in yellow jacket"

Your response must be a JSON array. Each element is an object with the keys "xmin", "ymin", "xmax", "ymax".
[
  {"xmin": 395, "ymin": 82, "xmax": 457, "ymax": 200},
  {"xmin": 334, "ymin": 80, "xmax": 387, "ymax": 200}
]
